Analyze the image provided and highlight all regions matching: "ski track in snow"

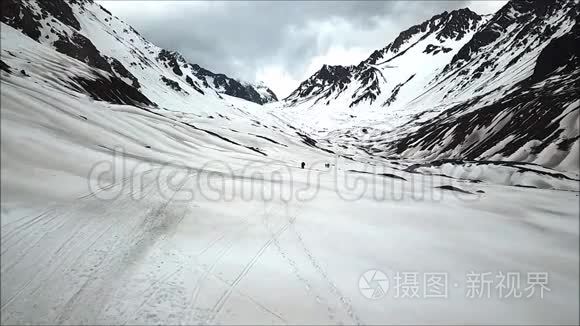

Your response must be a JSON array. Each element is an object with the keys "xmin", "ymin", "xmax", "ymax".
[
  {"xmin": 0, "ymin": 167, "xmax": 346, "ymax": 325},
  {"xmin": 185, "ymin": 217, "xmax": 254, "ymax": 324},
  {"xmin": 2, "ymin": 157, "xmax": 578, "ymax": 324},
  {"xmin": 206, "ymin": 217, "xmax": 294, "ymax": 324}
]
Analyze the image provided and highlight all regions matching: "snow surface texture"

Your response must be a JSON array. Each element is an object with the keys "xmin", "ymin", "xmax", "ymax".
[{"xmin": 1, "ymin": 0, "xmax": 579, "ymax": 324}]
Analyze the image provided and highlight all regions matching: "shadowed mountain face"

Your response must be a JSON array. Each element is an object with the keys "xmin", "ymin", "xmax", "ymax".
[
  {"xmin": 387, "ymin": 11, "xmax": 580, "ymax": 163},
  {"xmin": 0, "ymin": 0, "xmax": 277, "ymax": 106}
]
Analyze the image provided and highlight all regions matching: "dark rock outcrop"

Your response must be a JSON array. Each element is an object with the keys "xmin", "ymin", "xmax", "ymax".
[
  {"xmin": 185, "ymin": 75, "xmax": 205, "ymax": 95},
  {"xmin": 157, "ymin": 49, "xmax": 183, "ymax": 76},
  {"xmin": 1, "ymin": 60, "xmax": 12, "ymax": 73},
  {"xmin": 161, "ymin": 76, "xmax": 187, "ymax": 94},
  {"xmin": 53, "ymin": 31, "xmax": 112, "ymax": 73},
  {"xmin": 1, "ymin": 0, "xmax": 43, "ymax": 41},
  {"xmin": 70, "ymin": 74, "xmax": 154, "ymax": 107},
  {"xmin": 190, "ymin": 64, "xmax": 277, "ymax": 104},
  {"xmin": 108, "ymin": 57, "xmax": 140, "ymax": 88}
]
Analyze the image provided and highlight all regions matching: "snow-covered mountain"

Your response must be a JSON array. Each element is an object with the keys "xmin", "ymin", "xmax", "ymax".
[
  {"xmin": 282, "ymin": 0, "xmax": 579, "ymax": 172},
  {"xmin": 1, "ymin": 0, "xmax": 278, "ymax": 106},
  {"xmin": 285, "ymin": 8, "xmax": 489, "ymax": 109},
  {"xmin": 389, "ymin": 0, "xmax": 580, "ymax": 172},
  {"xmin": 1, "ymin": 1, "xmax": 579, "ymax": 325},
  {"xmin": 0, "ymin": 0, "xmax": 342, "ymax": 184}
]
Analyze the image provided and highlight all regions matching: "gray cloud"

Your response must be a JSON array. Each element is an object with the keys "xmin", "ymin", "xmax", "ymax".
[{"xmin": 99, "ymin": 1, "xmax": 506, "ymax": 97}]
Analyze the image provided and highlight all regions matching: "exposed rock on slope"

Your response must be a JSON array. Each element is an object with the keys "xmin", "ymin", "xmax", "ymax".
[
  {"xmin": 285, "ymin": 8, "xmax": 488, "ymax": 108},
  {"xmin": 284, "ymin": 0, "xmax": 579, "ymax": 172},
  {"xmin": 1, "ymin": 0, "xmax": 277, "ymax": 105}
]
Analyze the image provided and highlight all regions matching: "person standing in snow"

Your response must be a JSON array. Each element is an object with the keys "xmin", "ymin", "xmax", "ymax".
[{"xmin": 301, "ymin": 162, "xmax": 305, "ymax": 169}]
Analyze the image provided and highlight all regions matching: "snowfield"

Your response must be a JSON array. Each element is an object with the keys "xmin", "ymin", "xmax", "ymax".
[
  {"xmin": 1, "ymin": 0, "xmax": 579, "ymax": 324},
  {"xmin": 1, "ymin": 70, "xmax": 579, "ymax": 324}
]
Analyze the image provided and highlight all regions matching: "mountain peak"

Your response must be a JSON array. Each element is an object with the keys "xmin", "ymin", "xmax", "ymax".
[
  {"xmin": 453, "ymin": 7, "xmax": 478, "ymax": 15},
  {"xmin": 444, "ymin": 0, "xmax": 577, "ymax": 72},
  {"xmin": 435, "ymin": 7, "xmax": 483, "ymax": 41},
  {"xmin": 285, "ymin": 6, "xmax": 488, "ymax": 105},
  {"xmin": 364, "ymin": 7, "xmax": 483, "ymax": 65},
  {"xmin": 284, "ymin": 64, "xmax": 353, "ymax": 102}
]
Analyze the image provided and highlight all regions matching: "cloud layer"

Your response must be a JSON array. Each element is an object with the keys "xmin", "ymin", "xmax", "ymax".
[{"xmin": 99, "ymin": 1, "xmax": 506, "ymax": 98}]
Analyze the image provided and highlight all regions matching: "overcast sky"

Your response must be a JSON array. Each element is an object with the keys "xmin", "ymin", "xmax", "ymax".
[{"xmin": 99, "ymin": 1, "xmax": 506, "ymax": 98}]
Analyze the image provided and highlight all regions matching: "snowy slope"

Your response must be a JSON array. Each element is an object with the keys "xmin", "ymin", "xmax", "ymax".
[
  {"xmin": 0, "ymin": 0, "xmax": 277, "ymax": 105},
  {"xmin": 2, "ymin": 65, "xmax": 579, "ymax": 323},
  {"xmin": 280, "ymin": 0, "xmax": 579, "ymax": 172},
  {"xmin": 0, "ymin": 19, "xmax": 337, "ymax": 179},
  {"xmin": 284, "ymin": 8, "xmax": 488, "ymax": 110},
  {"xmin": 381, "ymin": 0, "xmax": 580, "ymax": 170},
  {"xmin": 2, "ymin": 61, "xmax": 579, "ymax": 323},
  {"xmin": 1, "ymin": 0, "xmax": 579, "ymax": 325}
]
